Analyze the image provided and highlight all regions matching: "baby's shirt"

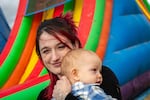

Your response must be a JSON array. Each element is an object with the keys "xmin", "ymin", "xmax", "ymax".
[{"xmin": 72, "ymin": 82, "xmax": 117, "ymax": 100}]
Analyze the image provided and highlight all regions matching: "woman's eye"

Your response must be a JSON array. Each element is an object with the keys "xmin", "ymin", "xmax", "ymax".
[
  {"xmin": 58, "ymin": 45, "xmax": 66, "ymax": 49},
  {"xmin": 42, "ymin": 49, "xmax": 50, "ymax": 54}
]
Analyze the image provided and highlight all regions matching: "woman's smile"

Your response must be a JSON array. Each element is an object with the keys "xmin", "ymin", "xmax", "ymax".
[{"xmin": 51, "ymin": 62, "xmax": 61, "ymax": 67}]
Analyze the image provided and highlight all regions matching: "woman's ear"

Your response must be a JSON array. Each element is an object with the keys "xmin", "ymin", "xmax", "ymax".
[{"xmin": 71, "ymin": 69, "xmax": 80, "ymax": 81}]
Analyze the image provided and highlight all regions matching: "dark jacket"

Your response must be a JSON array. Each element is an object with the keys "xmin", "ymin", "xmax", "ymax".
[{"xmin": 37, "ymin": 66, "xmax": 122, "ymax": 100}]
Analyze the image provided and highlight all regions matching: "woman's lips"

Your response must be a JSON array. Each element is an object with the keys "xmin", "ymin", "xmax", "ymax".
[{"xmin": 52, "ymin": 62, "xmax": 61, "ymax": 67}]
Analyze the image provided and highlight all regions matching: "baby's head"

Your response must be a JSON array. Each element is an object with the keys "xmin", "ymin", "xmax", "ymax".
[{"xmin": 61, "ymin": 49, "xmax": 103, "ymax": 85}]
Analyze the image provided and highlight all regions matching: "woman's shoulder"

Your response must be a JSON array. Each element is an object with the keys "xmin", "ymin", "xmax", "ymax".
[
  {"xmin": 37, "ymin": 87, "xmax": 47, "ymax": 100},
  {"xmin": 101, "ymin": 65, "xmax": 118, "ymax": 83},
  {"xmin": 101, "ymin": 65, "xmax": 122, "ymax": 99}
]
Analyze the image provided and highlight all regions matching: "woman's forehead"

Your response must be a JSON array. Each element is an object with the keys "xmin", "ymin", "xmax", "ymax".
[
  {"xmin": 39, "ymin": 31, "xmax": 69, "ymax": 42},
  {"xmin": 39, "ymin": 32, "xmax": 72, "ymax": 48}
]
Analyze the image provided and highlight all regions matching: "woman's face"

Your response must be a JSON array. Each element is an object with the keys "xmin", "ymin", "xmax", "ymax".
[{"xmin": 39, "ymin": 31, "xmax": 77, "ymax": 76}]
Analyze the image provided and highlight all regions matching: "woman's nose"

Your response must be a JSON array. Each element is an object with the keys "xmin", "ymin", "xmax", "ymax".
[{"xmin": 51, "ymin": 50, "xmax": 59, "ymax": 61}]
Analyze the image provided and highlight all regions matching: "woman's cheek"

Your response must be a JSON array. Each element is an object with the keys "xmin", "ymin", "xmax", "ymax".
[{"xmin": 42, "ymin": 54, "xmax": 50, "ymax": 65}]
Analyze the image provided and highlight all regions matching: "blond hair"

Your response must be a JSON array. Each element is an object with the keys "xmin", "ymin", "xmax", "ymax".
[{"xmin": 61, "ymin": 49, "xmax": 101, "ymax": 76}]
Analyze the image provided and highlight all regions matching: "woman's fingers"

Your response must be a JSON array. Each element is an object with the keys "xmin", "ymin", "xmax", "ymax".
[{"xmin": 52, "ymin": 76, "xmax": 71, "ymax": 99}]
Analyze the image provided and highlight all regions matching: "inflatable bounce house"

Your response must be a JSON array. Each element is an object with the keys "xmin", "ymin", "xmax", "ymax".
[
  {"xmin": 0, "ymin": 0, "xmax": 150, "ymax": 99},
  {"xmin": 0, "ymin": 8, "xmax": 10, "ymax": 53}
]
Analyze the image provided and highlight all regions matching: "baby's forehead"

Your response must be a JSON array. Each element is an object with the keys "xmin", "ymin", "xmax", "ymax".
[
  {"xmin": 68, "ymin": 49, "xmax": 101, "ymax": 61},
  {"xmin": 79, "ymin": 51, "xmax": 98, "ymax": 58},
  {"xmin": 77, "ymin": 53, "xmax": 100, "ymax": 62}
]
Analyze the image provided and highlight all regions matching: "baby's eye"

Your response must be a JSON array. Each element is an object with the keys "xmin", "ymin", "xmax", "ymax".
[{"xmin": 91, "ymin": 68, "xmax": 97, "ymax": 72}]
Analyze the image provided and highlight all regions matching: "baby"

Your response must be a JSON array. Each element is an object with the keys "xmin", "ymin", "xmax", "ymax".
[{"xmin": 61, "ymin": 49, "xmax": 116, "ymax": 100}]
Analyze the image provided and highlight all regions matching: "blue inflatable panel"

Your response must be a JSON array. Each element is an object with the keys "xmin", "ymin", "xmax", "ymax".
[
  {"xmin": 103, "ymin": 0, "xmax": 150, "ymax": 85},
  {"xmin": 113, "ymin": 0, "xmax": 141, "ymax": 16},
  {"xmin": 135, "ymin": 88, "xmax": 150, "ymax": 100},
  {"xmin": 0, "ymin": 8, "xmax": 10, "ymax": 53}
]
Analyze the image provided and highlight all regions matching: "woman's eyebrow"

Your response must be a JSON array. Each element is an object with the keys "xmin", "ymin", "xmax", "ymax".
[
  {"xmin": 57, "ymin": 42, "xmax": 64, "ymax": 45},
  {"xmin": 40, "ymin": 47, "xmax": 49, "ymax": 51},
  {"xmin": 40, "ymin": 42, "xmax": 62, "ymax": 51}
]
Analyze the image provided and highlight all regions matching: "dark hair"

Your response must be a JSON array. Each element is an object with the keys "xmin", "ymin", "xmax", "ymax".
[
  {"xmin": 36, "ymin": 12, "xmax": 82, "ymax": 99},
  {"xmin": 36, "ymin": 12, "xmax": 82, "ymax": 59}
]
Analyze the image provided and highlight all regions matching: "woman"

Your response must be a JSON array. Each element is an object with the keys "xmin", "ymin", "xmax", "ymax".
[{"xmin": 36, "ymin": 12, "xmax": 121, "ymax": 100}]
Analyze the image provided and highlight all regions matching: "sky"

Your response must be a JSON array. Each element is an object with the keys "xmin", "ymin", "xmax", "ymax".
[{"xmin": 0, "ymin": 0, "xmax": 19, "ymax": 29}]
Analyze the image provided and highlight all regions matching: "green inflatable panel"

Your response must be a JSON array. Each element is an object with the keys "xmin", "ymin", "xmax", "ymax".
[
  {"xmin": 0, "ymin": 16, "xmax": 33, "ymax": 87},
  {"xmin": 84, "ymin": 0, "xmax": 105, "ymax": 52}
]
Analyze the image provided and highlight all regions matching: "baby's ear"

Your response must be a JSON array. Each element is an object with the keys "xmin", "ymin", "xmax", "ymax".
[{"xmin": 71, "ymin": 69, "xmax": 80, "ymax": 81}]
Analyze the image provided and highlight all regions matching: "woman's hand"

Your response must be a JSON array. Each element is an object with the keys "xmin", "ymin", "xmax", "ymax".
[{"xmin": 52, "ymin": 76, "xmax": 71, "ymax": 100}]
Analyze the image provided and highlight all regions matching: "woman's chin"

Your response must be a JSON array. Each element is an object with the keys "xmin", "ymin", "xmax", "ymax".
[{"xmin": 55, "ymin": 68, "xmax": 61, "ymax": 75}]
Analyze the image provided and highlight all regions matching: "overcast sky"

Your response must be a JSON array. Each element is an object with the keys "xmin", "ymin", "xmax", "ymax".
[{"xmin": 0, "ymin": 0, "xmax": 19, "ymax": 29}]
